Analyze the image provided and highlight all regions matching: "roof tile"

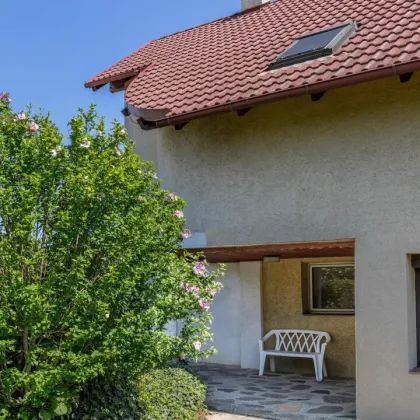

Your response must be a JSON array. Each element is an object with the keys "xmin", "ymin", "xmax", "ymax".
[{"xmin": 86, "ymin": 0, "xmax": 420, "ymax": 121}]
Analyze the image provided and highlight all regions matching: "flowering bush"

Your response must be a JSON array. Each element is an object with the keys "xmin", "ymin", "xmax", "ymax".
[{"xmin": 0, "ymin": 94, "xmax": 223, "ymax": 418}]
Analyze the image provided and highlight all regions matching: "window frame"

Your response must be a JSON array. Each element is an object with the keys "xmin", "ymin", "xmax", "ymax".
[
  {"xmin": 268, "ymin": 21, "xmax": 358, "ymax": 70},
  {"xmin": 308, "ymin": 262, "xmax": 355, "ymax": 315}
]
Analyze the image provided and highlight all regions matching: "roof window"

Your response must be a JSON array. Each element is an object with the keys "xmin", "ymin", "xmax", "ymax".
[{"xmin": 269, "ymin": 21, "xmax": 358, "ymax": 70}]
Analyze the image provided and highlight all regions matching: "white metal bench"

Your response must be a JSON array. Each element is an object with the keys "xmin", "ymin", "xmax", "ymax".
[{"xmin": 258, "ymin": 329, "xmax": 331, "ymax": 381}]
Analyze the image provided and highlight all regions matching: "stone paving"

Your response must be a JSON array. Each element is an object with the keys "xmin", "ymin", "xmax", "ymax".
[{"xmin": 193, "ymin": 364, "xmax": 356, "ymax": 420}]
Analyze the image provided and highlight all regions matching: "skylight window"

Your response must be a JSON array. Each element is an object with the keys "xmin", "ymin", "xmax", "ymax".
[{"xmin": 269, "ymin": 21, "xmax": 358, "ymax": 70}]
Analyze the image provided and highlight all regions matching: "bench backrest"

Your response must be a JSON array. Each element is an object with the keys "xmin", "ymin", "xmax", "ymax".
[{"xmin": 262, "ymin": 329, "xmax": 331, "ymax": 354}]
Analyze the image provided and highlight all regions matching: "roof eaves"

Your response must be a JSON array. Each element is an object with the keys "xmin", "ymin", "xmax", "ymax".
[
  {"xmin": 85, "ymin": 70, "xmax": 141, "ymax": 88},
  {"xmin": 141, "ymin": 59, "xmax": 420, "ymax": 129},
  {"xmin": 183, "ymin": 238, "xmax": 355, "ymax": 263}
]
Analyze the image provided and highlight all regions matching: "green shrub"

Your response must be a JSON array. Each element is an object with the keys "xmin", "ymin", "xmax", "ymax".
[
  {"xmin": 138, "ymin": 367, "xmax": 207, "ymax": 420},
  {"xmin": 67, "ymin": 376, "xmax": 143, "ymax": 420},
  {"xmin": 0, "ymin": 94, "xmax": 224, "ymax": 418}
]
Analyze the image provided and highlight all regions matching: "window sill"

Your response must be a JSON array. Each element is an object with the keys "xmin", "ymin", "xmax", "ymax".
[{"xmin": 303, "ymin": 312, "xmax": 355, "ymax": 317}]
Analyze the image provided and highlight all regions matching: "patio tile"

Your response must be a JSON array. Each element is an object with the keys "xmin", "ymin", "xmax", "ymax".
[
  {"xmin": 192, "ymin": 363, "xmax": 355, "ymax": 420},
  {"xmin": 291, "ymin": 385, "xmax": 312, "ymax": 390},
  {"xmin": 245, "ymin": 409, "xmax": 273, "ymax": 416},
  {"xmin": 278, "ymin": 404, "xmax": 301, "ymax": 412},
  {"xmin": 260, "ymin": 393, "xmax": 288, "ymax": 399},
  {"xmin": 307, "ymin": 406, "xmax": 344, "ymax": 414},
  {"xmin": 211, "ymin": 399, "xmax": 236, "ymax": 404},
  {"xmin": 323, "ymin": 396, "xmax": 356, "ymax": 404},
  {"xmin": 207, "ymin": 412, "xmax": 262, "ymax": 420}
]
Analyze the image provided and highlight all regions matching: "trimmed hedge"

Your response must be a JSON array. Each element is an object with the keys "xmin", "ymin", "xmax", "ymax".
[
  {"xmin": 138, "ymin": 367, "xmax": 207, "ymax": 419},
  {"xmin": 68, "ymin": 377, "xmax": 143, "ymax": 419}
]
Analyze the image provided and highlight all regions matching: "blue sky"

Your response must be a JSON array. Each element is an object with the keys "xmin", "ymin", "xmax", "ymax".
[{"xmin": 1, "ymin": 0, "xmax": 238, "ymax": 134}]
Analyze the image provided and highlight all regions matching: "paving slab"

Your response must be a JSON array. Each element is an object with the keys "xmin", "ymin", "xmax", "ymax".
[{"xmin": 194, "ymin": 364, "xmax": 356, "ymax": 420}]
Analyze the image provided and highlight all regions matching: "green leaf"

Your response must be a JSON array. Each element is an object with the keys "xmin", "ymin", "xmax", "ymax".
[
  {"xmin": 51, "ymin": 401, "xmax": 68, "ymax": 416},
  {"xmin": 38, "ymin": 410, "xmax": 52, "ymax": 420}
]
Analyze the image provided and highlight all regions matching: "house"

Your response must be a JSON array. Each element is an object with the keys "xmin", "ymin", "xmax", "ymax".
[{"xmin": 85, "ymin": 0, "xmax": 420, "ymax": 418}]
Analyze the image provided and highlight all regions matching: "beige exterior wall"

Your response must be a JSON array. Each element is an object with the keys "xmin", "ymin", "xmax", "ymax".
[
  {"xmin": 263, "ymin": 257, "xmax": 355, "ymax": 378},
  {"xmin": 128, "ymin": 73, "xmax": 420, "ymax": 419}
]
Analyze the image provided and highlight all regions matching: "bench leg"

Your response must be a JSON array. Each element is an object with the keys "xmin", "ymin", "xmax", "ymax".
[
  {"xmin": 315, "ymin": 356, "xmax": 324, "ymax": 381},
  {"xmin": 312, "ymin": 357, "xmax": 320, "ymax": 381},
  {"xmin": 259, "ymin": 353, "xmax": 267, "ymax": 376},
  {"xmin": 269, "ymin": 356, "xmax": 276, "ymax": 373},
  {"xmin": 323, "ymin": 360, "xmax": 328, "ymax": 378}
]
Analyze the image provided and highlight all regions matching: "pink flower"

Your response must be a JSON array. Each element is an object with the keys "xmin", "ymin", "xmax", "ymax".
[
  {"xmin": 174, "ymin": 210, "xmax": 184, "ymax": 218},
  {"xmin": 190, "ymin": 286, "xmax": 200, "ymax": 297},
  {"xmin": 168, "ymin": 192, "xmax": 178, "ymax": 200},
  {"xmin": 193, "ymin": 341, "xmax": 201, "ymax": 351},
  {"xmin": 193, "ymin": 261, "xmax": 206, "ymax": 276},
  {"xmin": 181, "ymin": 229, "xmax": 191, "ymax": 239},
  {"xmin": 179, "ymin": 281, "xmax": 184, "ymax": 288},
  {"xmin": 185, "ymin": 283, "xmax": 192, "ymax": 292},
  {"xmin": 17, "ymin": 113, "xmax": 26, "ymax": 120},
  {"xmin": 0, "ymin": 92, "xmax": 11, "ymax": 103},
  {"xmin": 28, "ymin": 122, "xmax": 39, "ymax": 132},
  {"xmin": 205, "ymin": 287, "xmax": 217, "ymax": 296},
  {"xmin": 199, "ymin": 298, "xmax": 210, "ymax": 311}
]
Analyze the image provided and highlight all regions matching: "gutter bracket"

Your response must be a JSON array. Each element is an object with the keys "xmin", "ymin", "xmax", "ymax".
[
  {"xmin": 237, "ymin": 107, "xmax": 252, "ymax": 117},
  {"xmin": 311, "ymin": 92, "xmax": 325, "ymax": 102},
  {"xmin": 400, "ymin": 73, "xmax": 413, "ymax": 83},
  {"xmin": 174, "ymin": 122, "xmax": 189, "ymax": 131},
  {"xmin": 137, "ymin": 117, "xmax": 158, "ymax": 131},
  {"xmin": 92, "ymin": 84, "xmax": 106, "ymax": 92}
]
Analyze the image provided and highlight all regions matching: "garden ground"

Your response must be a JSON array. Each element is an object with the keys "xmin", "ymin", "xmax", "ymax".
[{"xmin": 193, "ymin": 364, "xmax": 356, "ymax": 420}]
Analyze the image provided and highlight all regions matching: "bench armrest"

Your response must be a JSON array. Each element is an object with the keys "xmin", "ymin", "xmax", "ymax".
[
  {"xmin": 258, "ymin": 330, "xmax": 277, "ymax": 352},
  {"xmin": 320, "ymin": 333, "xmax": 331, "ymax": 356}
]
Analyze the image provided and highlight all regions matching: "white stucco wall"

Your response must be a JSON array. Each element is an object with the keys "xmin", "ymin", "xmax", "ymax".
[
  {"xmin": 128, "ymin": 73, "xmax": 420, "ymax": 420},
  {"xmin": 204, "ymin": 262, "xmax": 262, "ymax": 369},
  {"xmin": 239, "ymin": 261, "xmax": 263, "ymax": 369},
  {"xmin": 206, "ymin": 263, "xmax": 242, "ymax": 365}
]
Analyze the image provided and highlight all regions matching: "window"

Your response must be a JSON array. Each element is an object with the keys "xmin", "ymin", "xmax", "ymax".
[
  {"xmin": 411, "ymin": 255, "xmax": 420, "ymax": 368},
  {"xmin": 268, "ymin": 21, "xmax": 358, "ymax": 70},
  {"xmin": 303, "ymin": 263, "xmax": 355, "ymax": 314}
]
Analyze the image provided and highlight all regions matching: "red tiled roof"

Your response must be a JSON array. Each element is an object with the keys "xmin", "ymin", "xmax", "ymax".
[{"xmin": 86, "ymin": 0, "xmax": 420, "ymax": 126}]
